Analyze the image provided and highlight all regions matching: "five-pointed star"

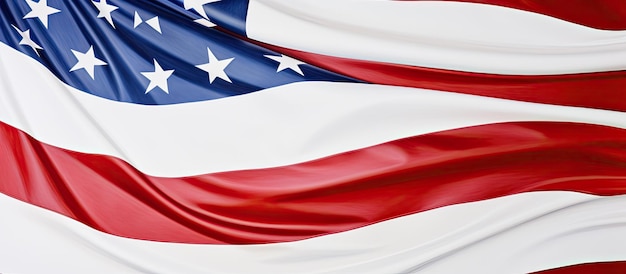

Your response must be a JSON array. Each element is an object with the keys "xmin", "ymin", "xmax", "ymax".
[
  {"xmin": 92, "ymin": 0, "xmax": 119, "ymax": 28},
  {"xmin": 23, "ymin": 0, "xmax": 60, "ymax": 29},
  {"xmin": 134, "ymin": 12, "xmax": 162, "ymax": 34},
  {"xmin": 264, "ymin": 54, "xmax": 305, "ymax": 76},
  {"xmin": 196, "ymin": 47, "xmax": 234, "ymax": 84},
  {"xmin": 184, "ymin": 0, "xmax": 220, "ymax": 19},
  {"xmin": 70, "ymin": 46, "xmax": 107, "ymax": 80},
  {"xmin": 141, "ymin": 59, "xmax": 175, "ymax": 94},
  {"xmin": 12, "ymin": 25, "xmax": 42, "ymax": 55}
]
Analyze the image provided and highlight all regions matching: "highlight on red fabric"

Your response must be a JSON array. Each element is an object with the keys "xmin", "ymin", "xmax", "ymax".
[
  {"xmin": 3, "ymin": 120, "xmax": 626, "ymax": 244},
  {"xmin": 258, "ymin": 42, "xmax": 626, "ymax": 112}
]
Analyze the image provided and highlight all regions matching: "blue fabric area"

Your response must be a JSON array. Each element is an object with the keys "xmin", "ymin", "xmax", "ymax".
[
  {"xmin": 170, "ymin": 0, "xmax": 249, "ymax": 36},
  {"xmin": 0, "ymin": 0, "xmax": 357, "ymax": 105}
]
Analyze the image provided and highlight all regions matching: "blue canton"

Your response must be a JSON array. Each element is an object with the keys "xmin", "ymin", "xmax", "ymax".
[{"xmin": 0, "ymin": 0, "xmax": 357, "ymax": 105}]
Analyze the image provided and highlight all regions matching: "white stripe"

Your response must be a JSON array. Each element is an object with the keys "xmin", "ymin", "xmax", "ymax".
[
  {"xmin": 2, "ymin": 191, "xmax": 626, "ymax": 273},
  {"xmin": 246, "ymin": 0, "xmax": 626, "ymax": 75},
  {"xmin": 2, "ymin": 42, "xmax": 626, "ymax": 177}
]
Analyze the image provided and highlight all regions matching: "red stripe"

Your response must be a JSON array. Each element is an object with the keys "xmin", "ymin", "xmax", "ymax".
[
  {"xmin": 2, "ymin": 121, "xmax": 626, "ymax": 244},
  {"xmin": 397, "ymin": 0, "xmax": 626, "ymax": 30},
  {"xmin": 259, "ymin": 42, "xmax": 626, "ymax": 112},
  {"xmin": 533, "ymin": 261, "xmax": 626, "ymax": 274}
]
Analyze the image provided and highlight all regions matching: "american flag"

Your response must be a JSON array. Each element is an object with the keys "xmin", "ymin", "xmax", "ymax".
[{"xmin": 1, "ymin": 0, "xmax": 626, "ymax": 273}]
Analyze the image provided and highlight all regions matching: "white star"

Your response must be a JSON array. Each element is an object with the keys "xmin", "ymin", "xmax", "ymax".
[
  {"xmin": 23, "ymin": 0, "xmax": 60, "ymax": 29},
  {"xmin": 141, "ymin": 59, "xmax": 174, "ymax": 94},
  {"xmin": 145, "ymin": 16, "xmax": 162, "ymax": 33},
  {"xmin": 70, "ymin": 46, "xmax": 107, "ymax": 80},
  {"xmin": 92, "ymin": 0, "xmax": 119, "ymax": 28},
  {"xmin": 12, "ymin": 25, "xmax": 42, "ymax": 55},
  {"xmin": 264, "ymin": 54, "xmax": 305, "ymax": 76},
  {"xmin": 196, "ymin": 47, "xmax": 234, "ymax": 84},
  {"xmin": 134, "ymin": 12, "xmax": 162, "ymax": 34},
  {"xmin": 184, "ymin": 0, "xmax": 220, "ymax": 19}
]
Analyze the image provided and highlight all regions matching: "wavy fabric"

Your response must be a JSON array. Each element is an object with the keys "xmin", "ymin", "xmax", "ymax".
[
  {"xmin": 4, "ymin": 120, "xmax": 626, "ymax": 243},
  {"xmin": 3, "ymin": 191, "xmax": 626, "ymax": 273},
  {"xmin": 0, "ymin": 0, "xmax": 355, "ymax": 105},
  {"xmin": 246, "ymin": 0, "xmax": 626, "ymax": 75},
  {"xmin": 1, "ymin": 0, "xmax": 626, "ymax": 273},
  {"xmin": 5, "ymin": 41, "xmax": 626, "ymax": 178},
  {"xmin": 244, "ymin": 0, "xmax": 626, "ymax": 112},
  {"xmin": 4, "ymin": 41, "xmax": 626, "ymax": 178},
  {"xmin": 420, "ymin": 0, "xmax": 626, "ymax": 30},
  {"xmin": 258, "ymin": 42, "xmax": 626, "ymax": 112}
]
